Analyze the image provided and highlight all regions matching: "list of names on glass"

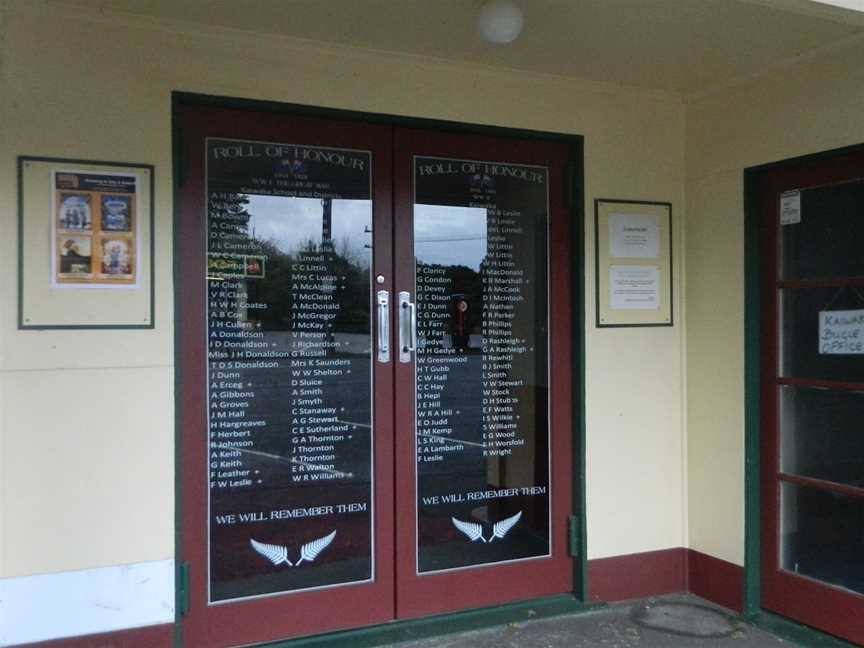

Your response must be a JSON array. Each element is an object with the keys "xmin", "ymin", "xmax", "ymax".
[
  {"xmin": 206, "ymin": 139, "xmax": 373, "ymax": 602},
  {"xmin": 413, "ymin": 156, "xmax": 551, "ymax": 573}
]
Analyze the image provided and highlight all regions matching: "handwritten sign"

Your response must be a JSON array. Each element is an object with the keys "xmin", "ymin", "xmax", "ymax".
[{"xmin": 819, "ymin": 309, "xmax": 864, "ymax": 355}]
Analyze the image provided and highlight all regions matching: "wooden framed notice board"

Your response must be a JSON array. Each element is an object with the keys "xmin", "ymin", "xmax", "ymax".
[
  {"xmin": 18, "ymin": 156, "xmax": 154, "ymax": 329},
  {"xmin": 595, "ymin": 199, "xmax": 672, "ymax": 327}
]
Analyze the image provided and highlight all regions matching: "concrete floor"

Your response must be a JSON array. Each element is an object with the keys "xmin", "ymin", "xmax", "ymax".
[{"xmin": 391, "ymin": 595, "xmax": 795, "ymax": 648}]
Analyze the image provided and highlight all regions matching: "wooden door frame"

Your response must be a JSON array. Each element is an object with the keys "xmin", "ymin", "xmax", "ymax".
[
  {"xmin": 392, "ymin": 127, "xmax": 575, "ymax": 618},
  {"xmin": 743, "ymin": 141, "xmax": 864, "ymax": 648},
  {"xmin": 171, "ymin": 91, "xmax": 587, "ymax": 647},
  {"xmin": 174, "ymin": 103, "xmax": 398, "ymax": 647}
]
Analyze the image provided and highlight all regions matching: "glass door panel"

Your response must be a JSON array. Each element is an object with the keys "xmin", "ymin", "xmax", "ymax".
[
  {"xmin": 780, "ymin": 286, "xmax": 864, "ymax": 382},
  {"xmin": 413, "ymin": 158, "xmax": 551, "ymax": 573},
  {"xmin": 393, "ymin": 129, "xmax": 573, "ymax": 619},
  {"xmin": 205, "ymin": 139, "xmax": 375, "ymax": 601},
  {"xmin": 179, "ymin": 105, "xmax": 396, "ymax": 648},
  {"xmin": 780, "ymin": 180, "xmax": 864, "ymax": 280},
  {"xmin": 780, "ymin": 482, "xmax": 864, "ymax": 595},
  {"xmin": 779, "ymin": 385, "xmax": 864, "ymax": 488}
]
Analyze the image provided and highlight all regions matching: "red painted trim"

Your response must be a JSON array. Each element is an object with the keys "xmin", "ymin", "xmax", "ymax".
[
  {"xmin": 778, "ymin": 472, "xmax": 864, "ymax": 499},
  {"xmin": 777, "ymin": 377, "xmax": 864, "ymax": 391},
  {"xmin": 392, "ymin": 127, "xmax": 574, "ymax": 619},
  {"xmin": 687, "ymin": 549, "xmax": 744, "ymax": 613},
  {"xmin": 16, "ymin": 623, "xmax": 173, "ymax": 648},
  {"xmin": 587, "ymin": 549, "xmax": 745, "ymax": 613},
  {"xmin": 176, "ymin": 103, "xmax": 397, "ymax": 648},
  {"xmin": 587, "ymin": 548, "xmax": 686, "ymax": 603},
  {"xmin": 776, "ymin": 277, "xmax": 864, "ymax": 288}
]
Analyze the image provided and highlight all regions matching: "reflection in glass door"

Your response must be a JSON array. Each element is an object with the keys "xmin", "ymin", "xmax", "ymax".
[
  {"xmin": 205, "ymin": 140, "xmax": 375, "ymax": 601},
  {"xmin": 393, "ymin": 130, "xmax": 573, "ymax": 619},
  {"xmin": 412, "ymin": 158, "xmax": 551, "ymax": 573},
  {"xmin": 761, "ymin": 153, "xmax": 864, "ymax": 645},
  {"xmin": 179, "ymin": 107, "xmax": 396, "ymax": 648}
]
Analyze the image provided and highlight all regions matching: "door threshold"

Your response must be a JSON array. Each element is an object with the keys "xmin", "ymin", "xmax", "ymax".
[
  {"xmin": 750, "ymin": 611, "xmax": 861, "ymax": 648},
  {"xmin": 254, "ymin": 594, "xmax": 599, "ymax": 648}
]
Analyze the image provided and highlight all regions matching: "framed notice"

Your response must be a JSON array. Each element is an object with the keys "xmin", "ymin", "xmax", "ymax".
[
  {"xmin": 18, "ymin": 157, "xmax": 154, "ymax": 329},
  {"xmin": 595, "ymin": 199, "xmax": 672, "ymax": 327}
]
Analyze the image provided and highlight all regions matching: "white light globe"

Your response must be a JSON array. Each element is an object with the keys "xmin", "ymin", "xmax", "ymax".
[{"xmin": 477, "ymin": 0, "xmax": 524, "ymax": 44}]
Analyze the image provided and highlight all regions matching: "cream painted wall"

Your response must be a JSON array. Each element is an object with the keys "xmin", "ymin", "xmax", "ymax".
[
  {"xmin": 685, "ymin": 34, "xmax": 864, "ymax": 565},
  {"xmin": 0, "ymin": 0, "xmax": 686, "ymax": 579}
]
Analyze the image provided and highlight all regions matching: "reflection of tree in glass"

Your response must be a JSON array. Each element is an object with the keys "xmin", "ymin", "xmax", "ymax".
[
  {"xmin": 208, "ymin": 192, "xmax": 251, "ymax": 244},
  {"xmin": 417, "ymin": 262, "xmax": 483, "ymax": 338},
  {"xmin": 242, "ymin": 194, "xmax": 372, "ymax": 269},
  {"xmin": 246, "ymin": 239, "xmax": 369, "ymax": 335},
  {"xmin": 247, "ymin": 238, "xmax": 292, "ymax": 330},
  {"xmin": 333, "ymin": 234, "xmax": 373, "ymax": 272},
  {"xmin": 326, "ymin": 242, "xmax": 371, "ymax": 335}
]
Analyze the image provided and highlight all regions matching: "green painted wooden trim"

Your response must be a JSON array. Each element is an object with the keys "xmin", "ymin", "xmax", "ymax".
[
  {"xmin": 17, "ymin": 157, "xmax": 25, "ymax": 330},
  {"xmin": 171, "ymin": 98, "xmax": 185, "ymax": 648},
  {"xmin": 592, "ymin": 198, "xmax": 674, "ymax": 329},
  {"xmin": 752, "ymin": 612, "xmax": 860, "ymax": 648},
  {"xmin": 173, "ymin": 92, "xmax": 581, "ymax": 144},
  {"xmin": 569, "ymin": 142, "xmax": 588, "ymax": 601},
  {"xmin": 259, "ymin": 595, "xmax": 599, "ymax": 648},
  {"xmin": 742, "ymin": 167, "xmax": 762, "ymax": 620}
]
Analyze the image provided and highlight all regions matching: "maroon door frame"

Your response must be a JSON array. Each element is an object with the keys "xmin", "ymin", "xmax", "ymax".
[
  {"xmin": 177, "ymin": 104, "xmax": 396, "ymax": 648},
  {"xmin": 393, "ymin": 127, "xmax": 573, "ymax": 618},
  {"xmin": 177, "ymin": 102, "xmax": 576, "ymax": 646},
  {"xmin": 759, "ymin": 148, "xmax": 864, "ymax": 645}
]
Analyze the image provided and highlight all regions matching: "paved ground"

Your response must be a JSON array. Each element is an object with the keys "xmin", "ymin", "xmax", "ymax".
[{"xmin": 391, "ymin": 595, "xmax": 794, "ymax": 648}]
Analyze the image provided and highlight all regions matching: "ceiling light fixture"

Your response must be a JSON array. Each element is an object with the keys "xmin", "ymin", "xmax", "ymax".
[
  {"xmin": 810, "ymin": 0, "xmax": 864, "ymax": 12},
  {"xmin": 477, "ymin": 0, "xmax": 524, "ymax": 45}
]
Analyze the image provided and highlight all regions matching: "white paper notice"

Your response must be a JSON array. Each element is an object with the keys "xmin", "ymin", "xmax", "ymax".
[
  {"xmin": 819, "ymin": 309, "xmax": 864, "ymax": 354},
  {"xmin": 609, "ymin": 265, "xmax": 660, "ymax": 310},
  {"xmin": 609, "ymin": 213, "xmax": 659, "ymax": 259},
  {"xmin": 780, "ymin": 190, "xmax": 801, "ymax": 225}
]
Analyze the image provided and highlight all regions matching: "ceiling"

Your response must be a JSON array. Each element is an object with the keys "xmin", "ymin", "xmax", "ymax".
[{"xmin": 53, "ymin": 0, "xmax": 864, "ymax": 95}]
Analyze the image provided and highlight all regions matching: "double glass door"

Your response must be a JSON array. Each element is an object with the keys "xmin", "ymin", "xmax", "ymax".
[
  {"xmin": 760, "ymin": 148, "xmax": 864, "ymax": 644},
  {"xmin": 177, "ymin": 104, "xmax": 574, "ymax": 647}
]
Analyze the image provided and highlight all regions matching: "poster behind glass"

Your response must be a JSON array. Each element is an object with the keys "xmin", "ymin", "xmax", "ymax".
[
  {"xmin": 414, "ymin": 156, "xmax": 550, "ymax": 573},
  {"xmin": 52, "ymin": 170, "xmax": 138, "ymax": 287},
  {"xmin": 206, "ymin": 139, "xmax": 373, "ymax": 602}
]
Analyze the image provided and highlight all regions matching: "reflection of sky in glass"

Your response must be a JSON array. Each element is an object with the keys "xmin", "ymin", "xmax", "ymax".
[
  {"xmin": 244, "ymin": 195, "xmax": 372, "ymax": 264},
  {"xmin": 414, "ymin": 205, "xmax": 487, "ymax": 270}
]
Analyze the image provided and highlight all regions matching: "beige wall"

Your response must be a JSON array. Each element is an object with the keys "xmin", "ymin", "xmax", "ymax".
[
  {"xmin": 3, "ymin": 0, "xmax": 863, "ymax": 602},
  {"xmin": 685, "ymin": 34, "xmax": 864, "ymax": 565},
  {"xmin": 0, "ymin": 0, "xmax": 686, "ymax": 578}
]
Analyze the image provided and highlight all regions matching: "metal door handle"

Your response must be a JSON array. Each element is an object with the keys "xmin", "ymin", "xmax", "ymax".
[
  {"xmin": 399, "ymin": 291, "xmax": 416, "ymax": 363},
  {"xmin": 377, "ymin": 290, "xmax": 390, "ymax": 363}
]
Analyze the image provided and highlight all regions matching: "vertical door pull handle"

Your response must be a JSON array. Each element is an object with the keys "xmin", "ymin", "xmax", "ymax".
[
  {"xmin": 377, "ymin": 290, "xmax": 390, "ymax": 363},
  {"xmin": 399, "ymin": 291, "xmax": 416, "ymax": 363}
]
